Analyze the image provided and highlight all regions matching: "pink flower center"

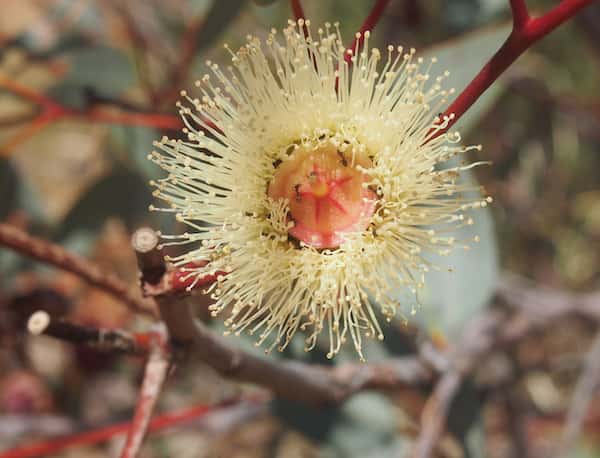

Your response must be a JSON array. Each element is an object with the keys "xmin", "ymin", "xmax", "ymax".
[{"xmin": 268, "ymin": 144, "xmax": 376, "ymax": 248}]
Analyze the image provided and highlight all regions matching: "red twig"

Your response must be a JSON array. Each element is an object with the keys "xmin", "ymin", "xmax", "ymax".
[
  {"xmin": 345, "ymin": 0, "xmax": 392, "ymax": 62},
  {"xmin": 84, "ymin": 108, "xmax": 181, "ymax": 130},
  {"xmin": 132, "ymin": 227, "xmax": 220, "ymax": 296},
  {"xmin": 0, "ymin": 76, "xmax": 181, "ymax": 156},
  {"xmin": 509, "ymin": 0, "xmax": 530, "ymax": 29},
  {"xmin": 290, "ymin": 0, "xmax": 306, "ymax": 22},
  {"xmin": 0, "ymin": 223, "xmax": 156, "ymax": 318},
  {"xmin": 440, "ymin": 0, "xmax": 595, "ymax": 135},
  {"xmin": 154, "ymin": 20, "xmax": 204, "ymax": 105},
  {"xmin": 289, "ymin": 0, "xmax": 309, "ymax": 38},
  {"xmin": 0, "ymin": 400, "xmax": 250, "ymax": 458},
  {"xmin": 120, "ymin": 331, "xmax": 170, "ymax": 458}
]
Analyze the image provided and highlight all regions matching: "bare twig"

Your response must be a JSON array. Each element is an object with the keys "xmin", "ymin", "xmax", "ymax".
[
  {"xmin": 0, "ymin": 399, "xmax": 260, "ymax": 458},
  {"xmin": 0, "ymin": 223, "xmax": 156, "ymax": 318},
  {"xmin": 497, "ymin": 272, "xmax": 600, "ymax": 323},
  {"xmin": 120, "ymin": 330, "xmax": 171, "ymax": 458},
  {"xmin": 411, "ymin": 371, "xmax": 462, "ymax": 458},
  {"xmin": 556, "ymin": 330, "xmax": 600, "ymax": 457},
  {"xmin": 0, "ymin": 76, "xmax": 181, "ymax": 156},
  {"xmin": 27, "ymin": 310, "xmax": 153, "ymax": 355},
  {"xmin": 412, "ymin": 311, "xmax": 502, "ymax": 456}
]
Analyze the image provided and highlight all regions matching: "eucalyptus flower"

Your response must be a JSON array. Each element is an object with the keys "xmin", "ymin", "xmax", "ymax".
[{"xmin": 149, "ymin": 19, "xmax": 491, "ymax": 360}]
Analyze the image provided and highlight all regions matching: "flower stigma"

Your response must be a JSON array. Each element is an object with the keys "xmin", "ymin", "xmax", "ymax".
[{"xmin": 268, "ymin": 142, "xmax": 376, "ymax": 248}]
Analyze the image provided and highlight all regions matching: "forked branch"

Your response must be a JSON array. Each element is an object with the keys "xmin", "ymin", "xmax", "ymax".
[{"xmin": 441, "ymin": 0, "xmax": 595, "ymax": 134}]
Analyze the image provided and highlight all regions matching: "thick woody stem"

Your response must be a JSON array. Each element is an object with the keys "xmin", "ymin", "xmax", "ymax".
[
  {"xmin": 0, "ymin": 223, "xmax": 156, "ymax": 318},
  {"xmin": 27, "ymin": 310, "xmax": 154, "ymax": 355},
  {"xmin": 132, "ymin": 231, "xmax": 433, "ymax": 405},
  {"xmin": 120, "ymin": 331, "xmax": 171, "ymax": 458},
  {"xmin": 189, "ymin": 311, "xmax": 432, "ymax": 405}
]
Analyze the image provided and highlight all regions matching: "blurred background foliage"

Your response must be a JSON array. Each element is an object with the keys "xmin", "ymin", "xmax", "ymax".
[{"xmin": 0, "ymin": 0, "xmax": 599, "ymax": 457}]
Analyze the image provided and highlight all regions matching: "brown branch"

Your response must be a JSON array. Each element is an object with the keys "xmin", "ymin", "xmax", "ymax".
[
  {"xmin": 409, "ymin": 278, "xmax": 600, "ymax": 455},
  {"xmin": 556, "ymin": 330, "xmax": 600, "ymax": 457},
  {"xmin": 132, "ymin": 227, "xmax": 433, "ymax": 405},
  {"xmin": 189, "ymin": 316, "xmax": 432, "ymax": 405},
  {"xmin": 411, "ymin": 370, "xmax": 462, "ymax": 458},
  {"xmin": 496, "ymin": 272, "xmax": 600, "ymax": 324},
  {"xmin": 134, "ymin": 216, "xmax": 600, "ymax": 410},
  {"xmin": 0, "ymin": 223, "xmax": 156, "ymax": 318},
  {"xmin": 120, "ymin": 330, "xmax": 171, "ymax": 458},
  {"xmin": 412, "ymin": 311, "xmax": 502, "ymax": 456},
  {"xmin": 154, "ymin": 284, "xmax": 432, "ymax": 405},
  {"xmin": 27, "ymin": 310, "xmax": 154, "ymax": 355}
]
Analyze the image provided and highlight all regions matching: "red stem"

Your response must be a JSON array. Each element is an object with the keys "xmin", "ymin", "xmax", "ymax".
[
  {"xmin": 290, "ymin": 0, "xmax": 306, "ymax": 21},
  {"xmin": 345, "ymin": 0, "xmax": 392, "ymax": 62},
  {"xmin": 289, "ymin": 0, "xmax": 309, "ymax": 38},
  {"xmin": 441, "ymin": 0, "xmax": 595, "ymax": 135},
  {"xmin": 0, "ymin": 401, "xmax": 246, "ymax": 458},
  {"xmin": 509, "ymin": 0, "xmax": 530, "ymax": 29},
  {"xmin": 0, "ymin": 77, "xmax": 182, "ymax": 156}
]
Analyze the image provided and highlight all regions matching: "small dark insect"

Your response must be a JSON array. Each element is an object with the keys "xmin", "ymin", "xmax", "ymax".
[
  {"xmin": 294, "ymin": 184, "xmax": 301, "ymax": 201},
  {"xmin": 272, "ymin": 158, "xmax": 282, "ymax": 168},
  {"xmin": 337, "ymin": 150, "xmax": 348, "ymax": 167}
]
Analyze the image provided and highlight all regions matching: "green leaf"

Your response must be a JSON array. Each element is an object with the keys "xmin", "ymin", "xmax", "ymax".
[
  {"xmin": 64, "ymin": 46, "xmax": 135, "ymax": 97},
  {"xmin": 0, "ymin": 159, "xmax": 45, "ymax": 285},
  {"xmin": 109, "ymin": 126, "xmax": 160, "ymax": 181},
  {"xmin": 56, "ymin": 169, "xmax": 151, "ymax": 241},
  {"xmin": 0, "ymin": 158, "xmax": 43, "ymax": 223},
  {"xmin": 390, "ymin": 25, "xmax": 510, "ymax": 342},
  {"xmin": 320, "ymin": 392, "xmax": 409, "ymax": 458},
  {"xmin": 193, "ymin": 0, "xmax": 246, "ymax": 53},
  {"xmin": 422, "ymin": 23, "xmax": 512, "ymax": 134},
  {"xmin": 417, "ymin": 171, "xmax": 498, "ymax": 343},
  {"xmin": 273, "ymin": 391, "xmax": 409, "ymax": 458},
  {"xmin": 0, "ymin": 159, "xmax": 18, "ymax": 221}
]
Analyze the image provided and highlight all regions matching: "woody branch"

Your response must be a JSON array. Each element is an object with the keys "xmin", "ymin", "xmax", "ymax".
[{"xmin": 0, "ymin": 222, "xmax": 156, "ymax": 318}]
